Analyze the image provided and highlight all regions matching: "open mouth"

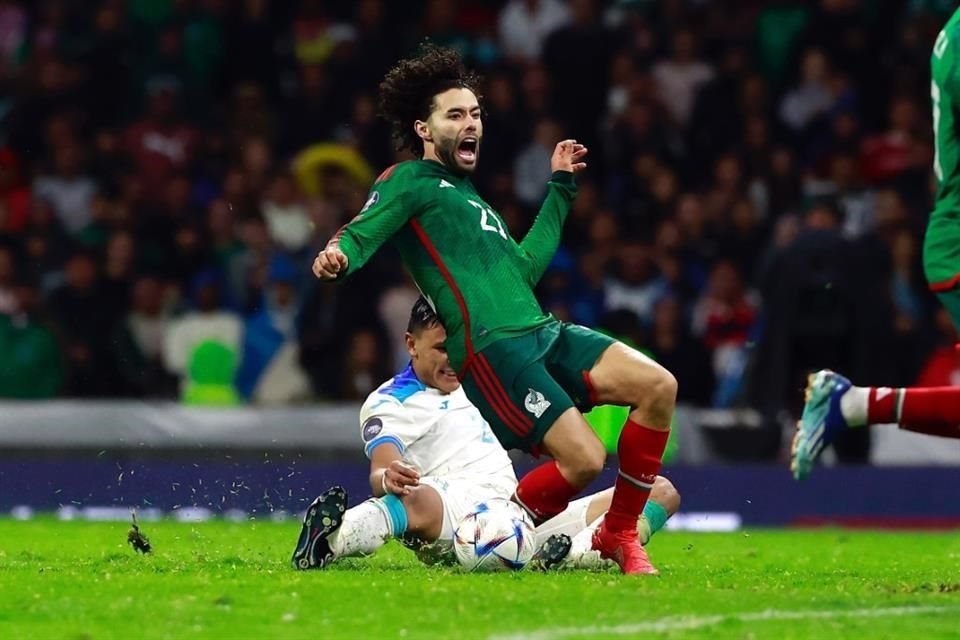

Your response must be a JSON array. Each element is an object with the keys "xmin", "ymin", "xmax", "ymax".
[
  {"xmin": 439, "ymin": 367, "xmax": 458, "ymax": 380},
  {"xmin": 457, "ymin": 137, "xmax": 478, "ymax": 163}
]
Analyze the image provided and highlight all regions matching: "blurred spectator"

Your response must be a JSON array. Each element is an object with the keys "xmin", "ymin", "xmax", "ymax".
[
  {"xmin": 0, "ymin": 244, "xmax": 16, "ymax": 314},
  {"xmin": 647, "ymin": 296, "xmax": 714, "ymax": 406},
  {"xmin": 124, "ymin": 77, "xmax": 198, "ymax": 200},
  {"xmin": 498, "ymin": 0, "xmax": 571, "ymax": 63},
  {"xmin": 101, "ymin": 229, "xmax": 137, "ymax": 319},
  {"xmin": 860, "ymin": 95, "xmax": 930, "ymax": 185},
  {"xmin": 32, "ymin": 145, "xmax": 97, "ymax": 236},
  {"xmin": 379, "ymin": 277, "xmax": 422, "ymax": 372},
  {"xmin": 111, "ymin": 274, "xmax": 177, "ymax": 398},
  {"xmin": 46, "ymin": 251, "xmax": 119, "ymax": 396},
  {"xmin": 653, "ymin": 28, "xmax": 715, "ymax": 131},
  {"xmin": 692, "ymin": 260, "xmax": 759, "ymax": 407},
  {"xmin": 206, "ymin": 198, "xmax": 244, "ymax": 272},
  {"xmin": 755, "ymin": 200, "xmax": 892, "ymax": 460},
  {"xmin": 19, "ymin": 198, "xmax": 70, "ymax": 293},
  {"xmin": 162, "ymin": 270, "xmax": 243, "ymax": 405},
  {"xmin": 228, "ymin": 215, "xmax": 275, "ymax": 313},
  {"xmin": 0, "ymin": 148, "xmax": 29, "ymax": 233},
  {"xmin": 262, "ymin": 171, "xmax": 312, "ymax": 254},
  {"xmin": 514, "ymin": 118, "xmax": 562, "ymax": 207},
  {"xmin": 604, "ymin": 240, "xmax": 670, "ymax": 325},
  {"xmin": 0, "ymin": 1, "xmax": 27, "ymax": 77},
  {"xmin": 228, "ymin": 84, "xmax": 276, "ymax": 150},
  {"xmin": 542, "ymin": 0, "xmax": 612, "ymax": 140},
  {"xmin": 779, "ymin": 47, "xmax": 835, "ymax": 134},
  {"xmin": 81, "ymin": 2, "xmax": 132, "ymax": 129},
  {"xmin": 223, "ymin": 0, "xmax": 281, "ymax": 97},
  {"xmin": 338, "ymin": 327, "xmax": 391, "ymax": 401},
  {"xmin": 0, "ymin": 280, "xmax": 62, "ymax": 399},
  {"xmin": 237, "ymin": 256, "xmax": 311, "ymax": 404}
]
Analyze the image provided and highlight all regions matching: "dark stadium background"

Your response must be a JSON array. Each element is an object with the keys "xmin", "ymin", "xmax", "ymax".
[{"xmin": 0, "ymin": 0, "xmax": 957, "ymax": 526}]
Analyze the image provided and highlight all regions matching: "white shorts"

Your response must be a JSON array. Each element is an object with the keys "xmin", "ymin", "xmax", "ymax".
[{"xmin": 401, "ymin": 476, "xmax": 513, "ymax": 566}]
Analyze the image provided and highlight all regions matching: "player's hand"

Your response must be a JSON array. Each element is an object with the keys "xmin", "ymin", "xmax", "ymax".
[
  {"xmin": 550, "ymin": 139, "xmax": 588, "ymax": 174},
  {"xmin": 312, "ymin": 245, "xmax": 349, "ymax": 280},
  {"xmin": 382, "ymin": 460, "xmax": 420, "ymax": 496}
]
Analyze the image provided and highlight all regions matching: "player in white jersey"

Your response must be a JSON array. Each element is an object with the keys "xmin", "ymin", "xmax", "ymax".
[{"xmin": 291, "ymin": 299, "xmax": 680, "ymax": 570}]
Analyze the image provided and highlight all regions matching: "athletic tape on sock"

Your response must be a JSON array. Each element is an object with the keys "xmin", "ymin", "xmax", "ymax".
[
  {"xmin": 380, "ymin": 494, "xmax": 408, "ymax": 536},
  {"xmin": 642, "ymin": 500, "xmax": 669, "ymax": 535}
]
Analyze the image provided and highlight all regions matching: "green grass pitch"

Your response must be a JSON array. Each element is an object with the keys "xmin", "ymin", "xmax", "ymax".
[{"xmin": 1, "ymin": 519, "xmax": 960, "ymax": 639}]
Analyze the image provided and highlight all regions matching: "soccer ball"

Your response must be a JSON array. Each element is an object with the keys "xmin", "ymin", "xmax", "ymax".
[{"xmin": 453, "ymin": 499, "xmax": 536, "ymax": 572}]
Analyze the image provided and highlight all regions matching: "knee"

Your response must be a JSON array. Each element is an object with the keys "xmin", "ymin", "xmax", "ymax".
[
  {"xmin": 652, "ymin": 476, "xmax": 681, "ymax": 514},
  {"xmin": 560, "ymin": 437, "xmax": 606, "ymax": 488},
  {"xmin": 399, "ymin": 487, "xmax": 433, "ymax": 534},
  {"xmin": 633, "ymin": 365, "xmax": 677, "ymax": 423},
  {"xmin": 649, "ymin": 366, "xmax": 678, "ymax": 409}
]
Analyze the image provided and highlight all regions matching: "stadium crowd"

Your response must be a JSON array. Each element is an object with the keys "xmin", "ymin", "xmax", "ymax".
[{"xmin": 0, "ymin": 0, "xmax": 955, "ymax": 455}]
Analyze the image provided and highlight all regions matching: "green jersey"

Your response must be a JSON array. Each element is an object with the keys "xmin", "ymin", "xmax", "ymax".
[
  {"xmin": 927, "ymin": 8, "xmax": 960, "ymax": 290},
  {"xmin": 330, "ymin": 159, "xmax": 576, "ymax": 372}
]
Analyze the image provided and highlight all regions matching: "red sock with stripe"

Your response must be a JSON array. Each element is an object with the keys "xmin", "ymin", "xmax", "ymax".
[
  {"xmin": 514, "ymin": 461, "xmax": 580, "ymax": 524},
  {"xmin": 868, "ymin": 387, "xmax": 960, "ymax": 438},
  {"xmin": 604, "ymin": 420, "xmax": 669, "ymax": 534}
]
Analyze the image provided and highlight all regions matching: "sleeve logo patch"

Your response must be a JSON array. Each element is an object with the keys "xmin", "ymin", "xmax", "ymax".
[
  {"xmin": 362, "ymin": 417, "xmax": 383, "ymax": 441},
  {"xmin": 360, "ymin": 191, "xmax": 380, "ymax": 213}
]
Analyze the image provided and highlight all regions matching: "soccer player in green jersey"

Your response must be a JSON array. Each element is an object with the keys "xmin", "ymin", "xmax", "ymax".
[
  {"xmin": 312, "ymin": 45, "xmax": 677, "ymax": 574},
  {"xmin": 792, "ymin": 9, "xmax": 960, "ymax": 481}
]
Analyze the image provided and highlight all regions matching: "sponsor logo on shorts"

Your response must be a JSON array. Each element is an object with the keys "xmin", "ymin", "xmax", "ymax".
[
  {"xmin": 524, "ymin": 388, "xmax": 551, "ymax": 419},
  {"xmin": 361, "ymin": 417, "xmax": 383, "ymax": 441}
]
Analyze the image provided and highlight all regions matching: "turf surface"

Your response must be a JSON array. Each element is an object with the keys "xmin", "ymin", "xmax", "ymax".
[{"xmin": 1, "ymin": 519, "xmax": 959, "ymax": 639}]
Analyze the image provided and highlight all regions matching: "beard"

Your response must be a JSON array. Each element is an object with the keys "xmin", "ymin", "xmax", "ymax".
[{"xmin": 434, "ymin": 133, "xmax": 479, "ymax": 176}]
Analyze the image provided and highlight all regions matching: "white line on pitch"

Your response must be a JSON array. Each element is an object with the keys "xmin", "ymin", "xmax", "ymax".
[{"xmin": 490, "ymin": 605, "xmax": 960, "ymax": 640}]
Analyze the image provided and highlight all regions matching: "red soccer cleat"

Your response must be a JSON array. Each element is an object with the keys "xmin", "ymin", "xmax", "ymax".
[{"xmin": 591, "ymin": 522, "xmax": 659, "ymax": 575}]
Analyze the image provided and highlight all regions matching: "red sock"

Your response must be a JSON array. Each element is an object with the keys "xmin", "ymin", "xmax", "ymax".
[
  {"xmin": 868, "ymin": 387, "xmax": 960, "ymax": 438},
  {"xmin": 514, "ymin": 461, "xmax": 580, "ymax": 524},
  {"xmin": 605, "ymin": 420, "xmax": 669, "ymax": 534}
]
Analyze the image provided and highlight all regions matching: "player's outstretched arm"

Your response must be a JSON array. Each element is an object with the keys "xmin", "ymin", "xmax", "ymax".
[
  {"xmin": 518, "ymin": 140, "xmax": 588, "ymax": 285},
  {"xmin": 314, "ymin": 166, "xmax": 415, "ymax": 281}
]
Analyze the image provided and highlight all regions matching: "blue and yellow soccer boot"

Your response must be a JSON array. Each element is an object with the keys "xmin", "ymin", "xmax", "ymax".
[{"xmin": 791, "ymin": 370, "xmax": 852, "ymax": 481}]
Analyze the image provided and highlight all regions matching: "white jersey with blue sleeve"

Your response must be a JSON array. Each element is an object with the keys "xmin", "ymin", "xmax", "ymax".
[{"xmin": 359, "ymin": 364, "xmax": 517, "ymax": 495}]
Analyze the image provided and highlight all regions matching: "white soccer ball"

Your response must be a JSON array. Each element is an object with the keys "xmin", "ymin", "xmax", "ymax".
[{"xmin": 453, "ymin": 499, "xmax": 536, "ymax": 572}]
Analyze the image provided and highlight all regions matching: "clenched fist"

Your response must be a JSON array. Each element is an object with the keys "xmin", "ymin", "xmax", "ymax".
[{"xmin": 313, "ymin": 246, "xmax": 349, "ymax": 280}]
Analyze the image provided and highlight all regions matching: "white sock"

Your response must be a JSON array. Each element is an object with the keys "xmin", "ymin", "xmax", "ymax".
[
  {"xmin": 839, "ymin": 386, "xmax": 869, "ymax": 427},
  {"xmin": 329, "ymin": 499, "xmax": 394, "ymax": 558},
  {"xmin": 535, "ymin": 495, "xmax": 593, "ymax": 539}
]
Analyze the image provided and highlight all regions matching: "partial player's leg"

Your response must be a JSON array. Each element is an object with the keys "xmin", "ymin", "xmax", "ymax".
[
  {"xmin": 536, "ymin": 475, "xmax": 680, "ymax": 544},
  {"xmin": 460, "ymin": 328, "xmax": 604, "ymax": 527},
  {"xmin": 291, "ymin": 483, "xmax": 445, "ymax": 570},
  {"xmin": 549, "ymin": 325, "xmax": 677, "ymax": 574},
  {"xmin": 792, "ymin": 361, "xmax": 960, "ymax": 480}
]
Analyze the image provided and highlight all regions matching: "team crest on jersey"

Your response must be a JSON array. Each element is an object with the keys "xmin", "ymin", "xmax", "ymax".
[
  {"xmin": 524, "ymin": 389, "xmax": 551, "ymax": 418},
  {"xmin": 362, "ymin": 417, "xmax": 383, "ymax": 441},
  {"xmin": 360, "ymin": 191, "xmax": 380, "ymax": 213}
]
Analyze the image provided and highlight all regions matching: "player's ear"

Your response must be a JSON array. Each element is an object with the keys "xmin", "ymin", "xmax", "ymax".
[
  {"xmin": 415, "ymin": 120, "xmax": 432, "ymax": 143},
  {"xmin": 404, "ymin": 331, "xmax": 417, "ymax": 359}
]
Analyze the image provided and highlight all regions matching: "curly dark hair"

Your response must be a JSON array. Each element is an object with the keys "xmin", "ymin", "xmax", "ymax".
[{"xmin": 378, "ymin": 43, "xmax": 483, "ymax": 156}]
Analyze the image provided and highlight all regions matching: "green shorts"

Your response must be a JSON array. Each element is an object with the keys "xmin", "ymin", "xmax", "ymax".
[{"xmin": 460, "ymin": 321, "xmax": 616, "ymax": 454}]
